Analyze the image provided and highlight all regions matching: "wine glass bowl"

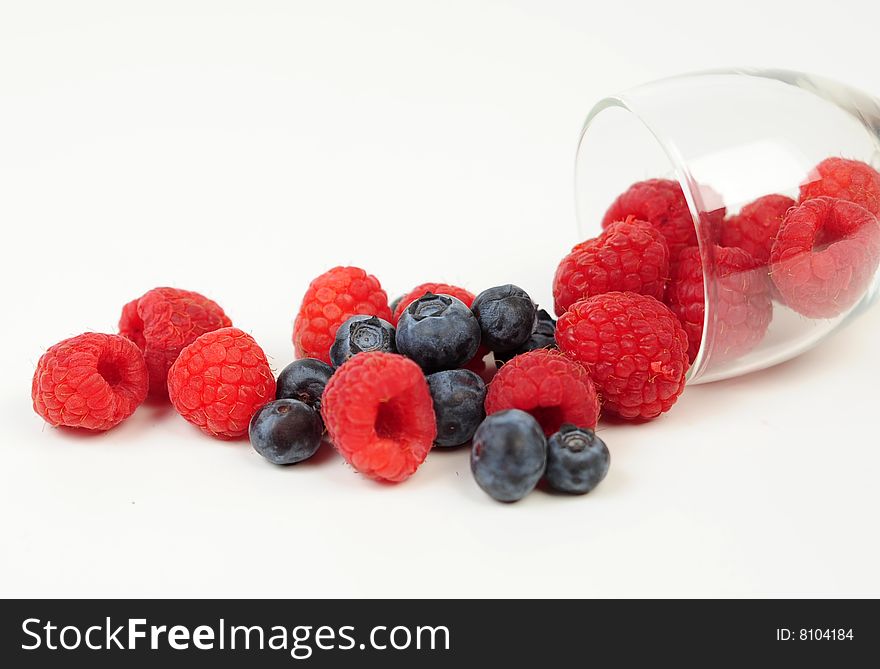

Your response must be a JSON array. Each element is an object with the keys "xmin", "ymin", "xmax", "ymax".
[{"xmin": 574, "ymin": 68, "xmax": 880, "ymax": 383}]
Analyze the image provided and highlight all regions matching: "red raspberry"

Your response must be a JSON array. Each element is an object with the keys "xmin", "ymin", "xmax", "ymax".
[
  {"xmin": 770, "ymin": 197, "xmax": 880, "ymax": 318},
  {"xmin": 391, "ymin": 282, "xmax": 476, "ymax": 325},
  {"xmin": 666, "ymin": 245, "xmax": 772, "ymax": 364},
  {"xmin": 602, "ymin": 179, "xmax": 706, "ymax": 261},
  {"xmin": 557, "ymin": 292, "xmax": 689, "ymax": 421},
  {"xmin": 293, "ymin": 267, "xmax": 392, "ymax": 364},
  {"xmin": 321, "ymin": 352, "xmax": 436, "ymax": 482},
  {"xmin": 32, "ymin": 333, "xmax": 148, "ymax": 431},
  {"xmin": 119, "ymin": 287, "xmax": 231, "ymax": 399},
  {"xmin": 553, "ymin": 217, "xmax": 669, "ymax": 315},
  {"xmin": 485, "ymin": 349, "xmax": 599, "ymax": 436},
  {"xmin": 799, "ymin": 157, "xmax": 880, "ymax": 216},
  {"xmin": 720, "ymin": 194, "xmax": 796, "ymax": 263},
  {"xmin": 167, "ymin": 327, "xmax": 276, "ymax": 439}
]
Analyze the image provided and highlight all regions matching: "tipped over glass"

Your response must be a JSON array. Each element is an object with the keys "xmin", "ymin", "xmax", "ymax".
[{"xmin": 575, "ymin": 68, "xmax": 880, "ymax": 383}]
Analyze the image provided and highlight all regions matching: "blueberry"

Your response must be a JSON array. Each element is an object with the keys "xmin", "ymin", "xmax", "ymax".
[
  {"xmin": 494, "ymin": 308, "xmax": 557, "ymax": 363},
  {"xmin": 330, "ymin": 315, "xmax": 396, "ymax": 368},
  {"xmin": 249, "ymin": 399, "xmax": 323, "ymax": 465},
  {"xmin": 276, "ymin": 358, "xmax": 334, "ymax": 412},
  {"xmin": 389, "ymin": 294, "xmax": 404, "ymax": 313},
  {"xmin": 471, "ymin": 284, "xmax": 537, "ymax": 353},
  {"xmin": 470, "ymin": 409, "xmax": 546, "ymax": 502},
  {"xmin": 545, "ymin": 424, "xmax": 610, "ymax": 494},
  {"xmin": 395, "ymin": 293, "xmax": 481, "ymax": 373},
  {"xmin": 426, "ymin": 369, "xmax": 487, "ymax": 447}
]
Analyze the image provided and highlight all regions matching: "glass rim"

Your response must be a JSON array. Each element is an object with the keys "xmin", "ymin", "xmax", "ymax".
[{"xmin": 575, "ymin": 94, "xmax": 712, "ymax": 381}]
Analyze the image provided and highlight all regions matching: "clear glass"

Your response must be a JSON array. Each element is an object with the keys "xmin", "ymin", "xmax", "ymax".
[{"xmin": 575, "ymin": 68, "xmax": 880, "ymax": 383}]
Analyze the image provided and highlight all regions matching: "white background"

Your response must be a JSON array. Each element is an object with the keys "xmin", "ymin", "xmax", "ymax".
[{"xmin": 2, "ymin": 0, "xmax": 879, "ymax": 597}]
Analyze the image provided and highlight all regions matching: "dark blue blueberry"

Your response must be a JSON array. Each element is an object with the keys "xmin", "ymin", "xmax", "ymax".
[
  {"xmin": 249, "ymin": 399, "xmax": 323, "ymax": 465},
  {"xmin": 329, "ymin": 315, "xmax": 396, "ymax": 368},
  {"xmin": 395, "ymin": 293, "xmax": 481, "ymax": 373},
  {"xmin": 275, "ymin": 358, "xmax": 334, "ymax": 413},
  {"xmin": 545, "ymin": 424, "xmax": 610, "ymax": 494},
  {"xmin": 389, "ymin": 294, "xmax": 404, "ymax": 313},
  {"xmin": 471, "ymin": 284, "xmax": 537, "ymax": 354},
  {"xmin": 426, "ymin": 369, "xmax": 487, "ymax": 447},
  {"xmin": 470, "ymin": 409, "xmax": 546, "ymax": 502},
  {"xmin": 494, "ymin": 308, "xmax": 557, "ymax": 363}
]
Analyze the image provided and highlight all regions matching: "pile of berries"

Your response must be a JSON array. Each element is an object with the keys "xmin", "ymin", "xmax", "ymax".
[
  {"xmin": 289, "ymin": 275, "xmax": 609, "ymax": 500},
  {"xmin": 30, "ymin": 271, "xmax": 607, "ymax": 503},
  {"xmin": 30, "ymin": 155, "xmax": 880, "ymax": 504}
]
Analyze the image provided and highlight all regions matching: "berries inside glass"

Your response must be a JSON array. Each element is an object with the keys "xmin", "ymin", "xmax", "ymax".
[{"xmin": 574, "ymin": 68, "xmax": 880, "ymax": 383}]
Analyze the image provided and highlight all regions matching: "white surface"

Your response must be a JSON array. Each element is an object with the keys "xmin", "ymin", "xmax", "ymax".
[{"xmin": 1, "ymin": 0, "xmax": 879, "ymax": 598}]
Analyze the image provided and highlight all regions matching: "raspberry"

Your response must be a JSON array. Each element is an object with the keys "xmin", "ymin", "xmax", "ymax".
[
  {"xmin": 32, "ymin": 333, "xmax": 148, "ymax": 431},
  {"xmin": 485, "ymin": 349, "xmax": 599, "ymax": 436},
  {"xmin": 770, "ymin": 197, "xmax": 880, "ymax": 318},
  {"xmin": 666, "ymin": 245, "xmax": 772, "ymax": 364},
  {"xmin": 602, "ymin": 179, "xmax": 701, "ymax": 261},
  {"xmin": 321, "ymin": 352, "xmax": 436, "ymax": 482},
  {"xmin": 799, "ymin": 157, "xmax": 880, "ymax": 216},
  {"xmin": 720, "ymin": 194, "xmax": 796, "ymax": 263},
  {"xmin": 557, "ymin": 292, "xmax": 689, "ymax": 420},
  {"xmin": 119, "ymin": 287, "xmax": 231, "ymax": 399},
  {"xmin": 293, "ymin": 266, "xmax": 392, "ymax": 364},
  {"xmin": 553, "ymin": 217, "xmax": 669, "ymax": 315},
  {"xmin": 391, "ymin": 282, "xmax": 476, "ymax": 325},
  {"xmin": 167, "ymin": 327, "xmax": 276, "ymax": 439}
]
